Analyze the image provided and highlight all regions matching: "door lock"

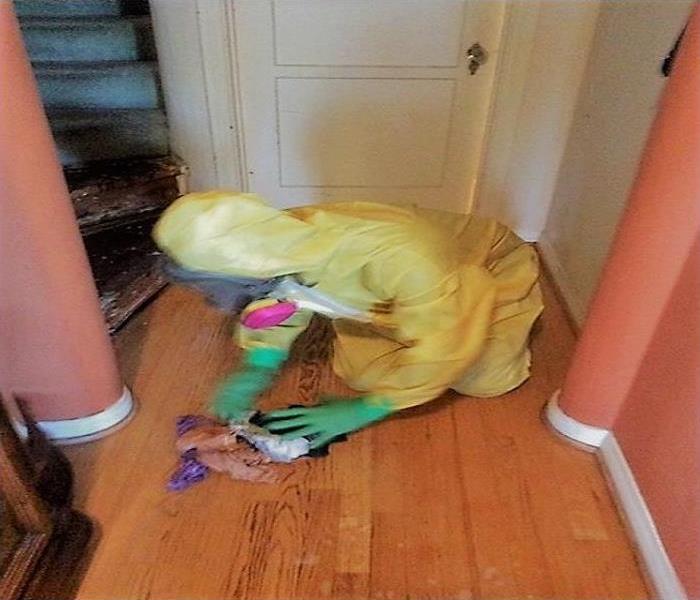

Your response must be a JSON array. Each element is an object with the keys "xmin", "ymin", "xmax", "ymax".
[{"xmin": 466, "ymin": 42, "xmax": 488, "ymax": 75}]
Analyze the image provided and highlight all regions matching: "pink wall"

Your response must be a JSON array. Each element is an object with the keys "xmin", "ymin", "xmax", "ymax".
[
  {"xmin": 615, "ymin": 234, "xmax": 700, "ymax": 596},
  {"xmin": 0, "ymin": 3, "xmax": 123, "ymax": 421},
  {"xmin": 558, "ymin": 3, "xmax": 700, "ymax": 428},
  {"xmin": 557, "ymin": 5, "xmax": 700, "ymax": 597}
]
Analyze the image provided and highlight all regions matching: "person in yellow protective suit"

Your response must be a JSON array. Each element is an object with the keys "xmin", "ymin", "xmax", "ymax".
[{"xmin": 153, "ymin": 191, "xmax": 543, "ymax": 449}]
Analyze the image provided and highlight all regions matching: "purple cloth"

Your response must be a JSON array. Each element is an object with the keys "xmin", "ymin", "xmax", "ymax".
[
  {"xmin": 176, "ymin": 414, "xmax": 215, "ymax": 437},
  {"xmin": 168, "ymin": 415, "xmax": 217, "ymax": 492},
  {"xmin": 168, "ymin": 449, "xmax": 209, "ymax": 491}
]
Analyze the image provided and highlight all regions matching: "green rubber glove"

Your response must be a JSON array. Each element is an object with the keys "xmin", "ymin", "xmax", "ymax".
[
  {"xmin": 261, "ymin": 396, "xmax": 394, "ymax": 449},
  {"xmin": 212, "ymin": 347, "xmax": 288, "ymax": 421}
]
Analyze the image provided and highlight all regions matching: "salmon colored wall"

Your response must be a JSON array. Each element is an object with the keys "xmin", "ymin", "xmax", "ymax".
[
  {"xmin": 559, "ymin": 4, "xmax": 700, "ymax": 427},
  {"xmin": 0, "ymin": 3, "xmax": 123, "ymax": 420},
  {"xmin": 557, "ymin": 5, "xmax": 700, "ymax": 596},
  {"xmin": 615, "ymin": 234, "xmax": 700, "ymax": 597}
]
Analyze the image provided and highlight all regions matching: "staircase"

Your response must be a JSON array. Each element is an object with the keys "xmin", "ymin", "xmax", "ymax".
[{"xmin": 16, "ymin": 0, "xmax": 186, "ymax": 333}]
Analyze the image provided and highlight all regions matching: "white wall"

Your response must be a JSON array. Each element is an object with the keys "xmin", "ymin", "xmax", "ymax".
[
  {"xmin": 539, "ymin": 0, "xmax": 693, "ymax": 324},
  {"xmin": 476, "ymin": 1, "xmax": 600, "ymax": 241}
]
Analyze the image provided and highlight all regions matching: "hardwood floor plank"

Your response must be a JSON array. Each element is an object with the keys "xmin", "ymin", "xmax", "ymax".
[
  {"xmin": 64, "ymin": 279, "xmax": 649, "ymax": 600},
  {"xmin": 454, "ymin": 398, "xmax": 555, "ymax": 599}
]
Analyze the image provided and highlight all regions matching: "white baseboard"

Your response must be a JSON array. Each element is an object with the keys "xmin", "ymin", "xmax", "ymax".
[
  {"xmin": 546, "ymin": 392, "xmax": 687, "ymax": 600},
  {"xmin": 599, "ymin": 435, "xmax": 688, "ymax": 600},
  {"xmin": 536, "ymin": 234, "xmax": 587, "ymax": 326},
  {"xmin": 545, "ymin": 390, "xmax": 609, "ymax": 447},
  {"xmin": 15, "ymin": 387, "xmax": 136, "ymax": 445}
]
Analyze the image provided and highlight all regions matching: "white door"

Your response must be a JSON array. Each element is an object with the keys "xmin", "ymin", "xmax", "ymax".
[{"xmin": 232, "ymin": 0, "xmax": 504, "ymax": 212}]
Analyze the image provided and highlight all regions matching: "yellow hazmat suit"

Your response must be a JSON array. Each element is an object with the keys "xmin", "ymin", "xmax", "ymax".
[{"xmin": 154, "ymin": 191, "xmax": 543, "ymax": 412}]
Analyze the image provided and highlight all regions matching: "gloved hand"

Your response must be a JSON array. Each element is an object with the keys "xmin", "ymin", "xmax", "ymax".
[
  {"xmin": 261, "ymin": 396, "xmax": 394, "ymax": 449},
  {"xmin": 212, "ymin": 347, "xmax": 287, "ymax": 421}
]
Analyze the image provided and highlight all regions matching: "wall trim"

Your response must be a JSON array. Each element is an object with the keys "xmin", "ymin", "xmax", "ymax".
[
  {"xmin": 537, "ymin": 233, "xmax": 587, "ymax": 326},
  {"xmin": 196, "ymin": 0, "xmax": 246, "ymax": 190},
  {"xmin": 14, "ymin": 387, "xmax": 135, "ymax": 445},
  {"xmin": 545, "ymin": 390, "xmax": 608, "ymax": 447},
  {"xmin": 599, "ymin": 435, "xmax": 688, "ymax": 600},
  {"xmin": 150, "ymin": 0, "xmax": 244, "ymax": 191},
  {"xmin": 473, "ymin": 0, "xmax": 540, "ymax": 219},
  {"xmin": 546, "ymin": 391, "xmax": 687, "ymax": 600}
]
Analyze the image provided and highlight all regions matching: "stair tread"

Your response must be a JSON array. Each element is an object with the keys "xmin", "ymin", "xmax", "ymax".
[
  {"xmin": 102, "ymin": 268, "xmax": 166, "ymax": 334},
  {"xmin": 20, "ymin": 13, "xmax": 155, "ymax": 63},
  {"xmin": 14, "ymin": 0, "xmax": 149, "ymax": 18},
  {"xmin": 49, "ymin": 106, "xmax": 164, "ymax": 114},
  {"xmin": 64, "ymin": 156, "xmax": 184, "ymax": 231},
  {"xmin": 55, "ymin": 131, "xmax": 168, "ymax": 166},
  {"xmin": 83, "ymin": 216, "xmax": 167, "ymax": 333},
  {"xmin": 34, "ymin": 60, "xmax": 158, "ymax": 73},
  {"xmin": 65, "ymin": 156, "xmax": 183, "ymax": 232},
  {"xmin": 65, "ymin": 155, "xmax": 186, "ymax": 193},
  {"xmin": 50, "ymin": 108, "xmax": 168, "ymax": 164},
  {"xmin": 48, "ymin": 107, "xmax": 166, "ymax": 126},
  {"xmin": 36, "ymin": 62, "xmax": 160, "ymax": 110},
  {"xmin": 20, "ymin": 15, "xmax": 150, "ymax": 26}
]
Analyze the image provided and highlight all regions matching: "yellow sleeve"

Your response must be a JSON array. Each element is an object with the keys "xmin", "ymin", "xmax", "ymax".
[
  {"xmin": 365, "ymin": 259, "xmax": 497, "ymax": 410},
  {"xmin": 235, "ymin": 308, "xmax": 314, "ymax": 354}
]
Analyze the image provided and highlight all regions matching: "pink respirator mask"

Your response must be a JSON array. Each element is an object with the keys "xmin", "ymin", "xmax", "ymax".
[{"xmin": 240, "ymin": 299, "xmax": 298, "ymax": 329}]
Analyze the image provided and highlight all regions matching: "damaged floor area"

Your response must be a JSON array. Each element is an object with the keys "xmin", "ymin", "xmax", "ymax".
[{"xmin": 65, "ymin": 275, "xmax": 649, "ymax": 600}]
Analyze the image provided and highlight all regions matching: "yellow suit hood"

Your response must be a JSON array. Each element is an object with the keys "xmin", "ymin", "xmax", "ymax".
[{"xmin": 152, "ymin": 191, "xmax": 335, "ymax": 278}]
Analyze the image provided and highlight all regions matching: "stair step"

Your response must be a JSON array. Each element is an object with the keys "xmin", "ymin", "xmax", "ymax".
[
  {"xmin": 83, "ymin": 215, "xmax": 167, "ymax": 333},
  {"xmin": 14, "ymin": 0, "xmax": 149, "ymax": 18},
  {"xmin": 35, "ymin": 61, "xmax": 160, "ymax": 110},
  {"xmin": 49, "ymin": 108, "xmax": 168, "ymax": 166},
  {"xmin": 69, "ymin": 156, "xmax": 186, "ymax": 332},
  {"xmin": 21, "ymin": 16, "xmax": 155, "ymax": 63},
  {"xmin": 65, "ymin": 155, "xmax": 187, "ymax": 233}
]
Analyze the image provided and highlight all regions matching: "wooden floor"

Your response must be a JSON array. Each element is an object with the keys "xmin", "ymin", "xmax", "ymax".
[{"xmin": 65, "ymin": 276, "xmax": 648, "ymax": 600}]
